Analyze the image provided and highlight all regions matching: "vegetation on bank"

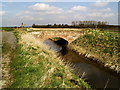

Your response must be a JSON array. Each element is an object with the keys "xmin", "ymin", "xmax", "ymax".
[
  {"xmin": 9, "ymin": 30, "xmax": 91, "ymax": 88},
  {"xmin": 0, "ymin": 27, "xmax": 14, "ymax": 31},
  {"xmin": 70, "ymin": 29, "xmax": 120, "ymax": 73}
]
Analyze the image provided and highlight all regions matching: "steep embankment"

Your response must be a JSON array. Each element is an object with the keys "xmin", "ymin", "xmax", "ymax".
[
  {"xmin": 70, "ymin": 29, "xmax": 120, "ymax": 73},
  {"xmin": 8, "ymin": 30, "xmax": 90, "ymax": 88}
]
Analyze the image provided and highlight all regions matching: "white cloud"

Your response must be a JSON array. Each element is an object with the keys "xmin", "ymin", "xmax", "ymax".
[
  {"xmin": 45, "ymin": 11, "xmax": 62, "ymax": 14},
  {"xmin": 92, "ymin": 8, "xmax": 111, "ymax": 12},
  {"xmin": 71, "ymin": 5, "xmax": 88, "ymax": 11},
  {"xmin": 19, "ymin": 15, "xmax": 43, "ymax": 21},
  {"xmin": 41, "ymin": 0, "xmax": 56, "ymax": 2},
  {"xmin": 16, "ymin": 11, "xmax": 44, "ymax": 22},
  {"xmin": 2, "ymin": 0, "xmax": 119, "ymax": 2},
  {"xmin": 0, "ymin": 11, "xmax": 5, "ymax": 15},
  {"xmin": 87, "ymin": 7, "xmax": 114, "ymax": 18},
  {"xmin": 16, "ymin": 11, "xmax": 30, "ymax": 16},
  {"xmin": 16, "ymin": 5, "xmax": 115, "ymax": 25},
  {"xmin": 92, "ymin": 2, "xmax": 109, "ymax": 7},
  {"xmin": 29, "ymin": 3, "xmax": 63, "ymax": 11},
  {"xmin": 88, "ymin": 12, "xmax": 102, "ymax": 17},
  {"xmin": 103, "ymin": 13, "xmax": 114, "ymax": 17},
  {"xmin": 73, "ymin": 14, "xmax": 85, "ymax": 20},
  {"xmin": 101, "ymin": 8, "xmax": 111, "ymax": 12},
  {"xmin": 67, "ymin": 10, "xmax": 74, "ymax": 13},
  {"xmin": 16, "ymin": 3, "xmax": 65, "ymax": 23},
  {"xmin": 28, "ymin": 3, "xmax": 64, "ymax": 15},
  {"xmin": 88, "ymin": 12, "xmax": 114, "ymax": 18},
  {"xmin": 3, "ymin": 3, "xmax": 117, "ymax": 26}
]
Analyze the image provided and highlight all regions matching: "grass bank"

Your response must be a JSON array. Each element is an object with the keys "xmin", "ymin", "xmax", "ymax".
[
  {"xmin": 0, "ymin": 27, "xmax": 14, "ymax": 31},
  {"xmin": 9, "ymin": 30, "xmax": 91, "ymax": 88},
  {"xmin": 70, "ymin": 29, "xmax": 120, "ymax": 73}
]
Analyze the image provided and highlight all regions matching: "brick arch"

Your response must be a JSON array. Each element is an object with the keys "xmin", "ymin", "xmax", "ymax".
[
  {"xmin": 29, "ymin": 31, "xmax": 83, "ymax": 43},
  {"xmin": 45, "ymin": 35, "xmax": 69, "ymax": 41},
  {"xmin": 47, "ymin": 36, "xmax": 68, "ymax": 41}
]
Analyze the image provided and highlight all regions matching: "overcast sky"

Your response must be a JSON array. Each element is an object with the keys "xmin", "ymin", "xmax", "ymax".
[{"xmin": 1, "ymin": 1, "xmax": 118, "ymax": 27}]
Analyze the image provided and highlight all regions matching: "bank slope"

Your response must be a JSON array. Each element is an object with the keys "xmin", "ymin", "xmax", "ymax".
[
  {"xmin": 9, "ymin": 30, "xmax": 90, "ymax": 88},
  {"xmin": 70, "ymin": 29, "xmax": 120, "ymax": 73}
]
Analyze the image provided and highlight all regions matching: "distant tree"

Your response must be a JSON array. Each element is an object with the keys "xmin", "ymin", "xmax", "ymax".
[
  {"xmin": 47, "ymin": 24, "xmax": 52, "ymax": 27},
  {"xmin": 54, "ymin": 24, "xmax": 57, "ymax": 26},
  {"xmin": 32, "ymin": 24, "xmax": 36, "ymax": 28},
  {"xmin": 58, "ymin": 24, "xmax": 61, "ymax": 27},
  {"xmin": 65, "ymin": 24, "xmax": 68, "ymax": 26},
  {"xmin": 71, "ymin": 20, "xmax": 109, "ymax": 28}
]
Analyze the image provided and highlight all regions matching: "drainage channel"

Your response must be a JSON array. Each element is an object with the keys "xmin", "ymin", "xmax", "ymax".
[{"xmin": 43, "ymin": 38, "xmax": 120, "ymax": 89}]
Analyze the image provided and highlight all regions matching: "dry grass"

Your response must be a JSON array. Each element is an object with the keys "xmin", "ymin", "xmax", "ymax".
[
  {"xmin": 9, "ymin": 30, "xmax": 91, "ymax": 88},
  {"xmin": 1, "ymin": 31, "xmax": 16, "ymax": 88}
]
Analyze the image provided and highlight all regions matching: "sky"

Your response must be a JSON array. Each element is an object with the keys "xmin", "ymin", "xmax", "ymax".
[{"xmin": 0, "ymin": 1, "xmax": 119, "ymax": 27}]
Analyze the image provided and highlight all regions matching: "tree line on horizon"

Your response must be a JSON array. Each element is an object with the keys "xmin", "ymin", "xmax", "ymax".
[
  {"xmin": 72, "ymin": 21, "xmax": 108, "ymax": 26},
  {"xmin": 32, "ymin": 21, "xmax": 110, "ymax": 28}
]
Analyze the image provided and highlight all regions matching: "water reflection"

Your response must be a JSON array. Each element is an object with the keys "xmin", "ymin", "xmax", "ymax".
[{"xmin": 43, "ymin": 39, "xmax": 62, "ymax": 52}]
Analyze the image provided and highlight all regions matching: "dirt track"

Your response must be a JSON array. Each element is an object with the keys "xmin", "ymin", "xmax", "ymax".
[{"xmin": 0, "ymin": 31, "xmax": 16, "ymax": 88}]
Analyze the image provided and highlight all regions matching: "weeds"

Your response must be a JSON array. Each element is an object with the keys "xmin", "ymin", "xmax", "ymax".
[
  {"xmin": 71, "ymin": 29, "xmax": 120, "ymax": 73},
  {"xmin": 9, "ymin": 30, "xmax": 91, "ymax": 88}
]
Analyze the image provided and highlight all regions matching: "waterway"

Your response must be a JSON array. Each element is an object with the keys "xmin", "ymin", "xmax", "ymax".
[{"xmin": 43, "ymin": 39, "xmax": 120, "ymax": 89}]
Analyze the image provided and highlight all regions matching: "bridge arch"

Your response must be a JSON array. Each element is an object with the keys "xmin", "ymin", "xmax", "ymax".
[
  {"xmin": 29, "ymin": 30, "xmax": 83, "ymax": 43},
  {"xmin": 49, "ymin": 37, "xmax": 68, "ymax": 46}
]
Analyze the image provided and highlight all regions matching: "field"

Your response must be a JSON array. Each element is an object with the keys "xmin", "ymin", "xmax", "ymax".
[
  {"xmin": 2, "ymin": 27, "xmax": 120, "ymax": 88},
  {"xmin": 70, "ymin": 29, "xmax": 120, "ymax": 73},
  {"xmin": 0, "ymin": 27, "xmax": 14, "ymax": 31},
  {"xmin": 2, "ymin": 29, "xmax": 90, "ymax": 88}
]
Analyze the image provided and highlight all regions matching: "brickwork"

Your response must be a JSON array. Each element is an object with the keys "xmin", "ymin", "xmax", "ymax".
[{"xmin": 29, "ymin": 31, "xmax": 83, "ymax": 43}]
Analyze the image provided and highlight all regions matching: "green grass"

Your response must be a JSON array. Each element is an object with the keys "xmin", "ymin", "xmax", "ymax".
[
  {"xmin": 2, "ymin": 42, "xmax": 10, "ymax": 54},
  {"xmin": 9, "ymin": 30, "xmax": 91, "ymax": 88},
  {"xmin": 50, "ymin": 37, "xmax": 62, "ymax": 41},
  {"xmin": 0, "ymin": 27, "xmax": 14, "ymax": 31},
  {"xmin": 71, "ymin": 29, "xmax": 120, "ymax": 72},
  {"xmin": 100, "ymin": 28, "xmax": 120, "ymax": 33}
]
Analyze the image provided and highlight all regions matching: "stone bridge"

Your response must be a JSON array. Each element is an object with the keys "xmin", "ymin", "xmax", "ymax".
[{"xmin": 28, "ymin": 28, "xmax": 84, "ymax": 43}]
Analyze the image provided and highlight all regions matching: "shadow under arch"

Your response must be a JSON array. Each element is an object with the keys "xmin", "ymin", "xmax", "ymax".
[
  {"xmin": 49, "ymin": 37, "xmax": 69, "ymax": 46},
  {"xmin": 48, "ymin": 37, "xmax": 69, "ymax": 55}
]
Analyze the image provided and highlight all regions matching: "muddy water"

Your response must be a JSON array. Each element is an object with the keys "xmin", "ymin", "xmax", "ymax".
[{"xmin": 43, "ymin": 39, "xmax": 120, "ymax": 89}]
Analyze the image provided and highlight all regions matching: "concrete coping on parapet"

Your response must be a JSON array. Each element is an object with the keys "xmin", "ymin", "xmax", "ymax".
[{"xmin": 27, "ymin": 28, "xmax": 84, "ymax": 31}]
